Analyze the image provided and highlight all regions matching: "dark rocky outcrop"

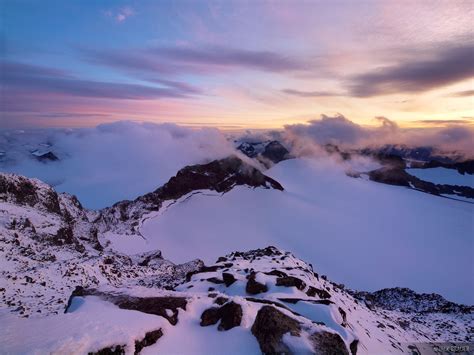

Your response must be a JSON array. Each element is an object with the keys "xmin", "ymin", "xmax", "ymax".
[
  {"xmin": 246, "ymin": 272, "xmax": 268, "ymax": 295},
  {"xmin": 276, "ymin": 276, "xmax": 307, "ymax": 291},
  {"xmin": 65, "ymin": 288, "xmax": 187, "ymax": 325},
  {"xmin": 310, "ymin": 331, "xmax": 349, "ymax": 355},
  {"xmin": 222, "ymin": 272, "xmax": 236, "ymax": 287},
  {"xmin": 368, "ymin": 167, "xmax": 474, "ymax": 199},
  {"xmin": 260, "ymin": 141, "xmax": 291, "ymax": 165},
  {"xmin": 307, "ymin": 286, "xmax": 331, "ymax": 299},
  {"xmin": 251, "ymin": 305, "xmax": 301, "ymax": 354},
  {"xmin": 134, "ymin": 329, "xmax": 163, "ymax": 354},
  {"xmin": 88, "ymin": 345, "xmax": 125, "ymax": 355},
  {"xmin": 422, "ymin": 159, "xmax": 474, "ymax": 175},
  {"xmin": 200, "ymin": 301, "xmax": 243, "ymax": 331},
  {"xmin": 0, "ymin": 174, "xmax": 61, "ymax": 214}
]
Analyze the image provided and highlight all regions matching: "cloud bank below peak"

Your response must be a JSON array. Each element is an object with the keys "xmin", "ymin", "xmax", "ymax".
[{"xmin": 282, "ymin": 114, "xmax": 474, "ymax": 156}]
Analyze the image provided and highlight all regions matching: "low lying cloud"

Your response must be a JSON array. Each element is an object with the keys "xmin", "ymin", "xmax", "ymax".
[
  {"xmin": 282, "ymin": 114, "xmax": 474, "ymax": 156},
  {"xmin": 0, "ymin": 122, "xmax": 236, "ymax": 209}
]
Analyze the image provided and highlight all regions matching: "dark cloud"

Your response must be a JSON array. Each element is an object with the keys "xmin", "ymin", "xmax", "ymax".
[
  {"xmin": 347, "ymin": 44, "xmax": 474, "ymax": 97},
  {"xmin": 83, "ymin": 46, "xmax": 307, "ymax": 76},
  {"xmin": 281, "ymin": 89, "xmax": 341, "ymax": 97},
  {"xmin": 1, "ymin": 61, "xmax": 200, "ymax": 100},
  {"xmin": 151, "ymin": 46, "xmax": 307, "ymax": 72}
]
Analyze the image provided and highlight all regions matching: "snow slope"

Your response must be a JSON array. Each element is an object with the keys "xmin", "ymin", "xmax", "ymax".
[{"xmin": 140, "ymin": 157, "xmax": 474, "ymax": 304}]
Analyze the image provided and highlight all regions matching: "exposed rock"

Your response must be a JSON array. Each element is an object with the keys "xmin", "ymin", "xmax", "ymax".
[
  {"xmin": 134, "ymin": 329, "xmax": 163, "ymax": 355},
  {"xmin": 88, "ymin": 345, "xmax": 125, "ymax": 355},
  {"xmin": 218, "ymin": 302, "xmax": 243, "ymax": 331},
  {"xmin": 246, "ymin": 272, "xmax": 268, "ymax": 294},
  {"xmin": 276, "ymin": 276, "xmax": 307, "ymax": 291},
  {"xmin": 200, "ymin": 301, "xmax": 243, "ymax": 331},
  {"xmin": 112, "ymin": 296, "xmax": 187, "ymax": 326},
  {"xmin": 264, "ymin": 269, "xmax": 288, "ymax": 277},
  {"xmin": 310, "ymin": 331, "xmax": 349, "ymax": 355},
  {"xmin": 222, "ymin": 272, "xmax": 236, "ymax": 287},
  {"xmin": 251, "ymin": 305, "xmax": 301, "ymax": 354},
  {"xmin": 214, "ymin": 296, "xmax": 228, "ymax": 305},
  {"xmin": 200, "ymin": 307, "xmax": 221, "ymax": 327},
  {"xmin": 307, "ymin": 286, "xmax": 331, "ymax": 299},
  {"xmin": 66, "ymin": 289, "xmax": 187, "ymax": 326},
  {"xmin": 349, "ymin": 339, "xmax": 359, "ymax": 355},
  {"xmin": 236, "ymin": 140, "xmax": 291, "ymax": 167}
]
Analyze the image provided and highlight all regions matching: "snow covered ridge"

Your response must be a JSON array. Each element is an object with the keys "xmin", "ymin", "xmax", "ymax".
[
  {"xmin": 96, "ymin": 155, "xmax": 284, "ymax": 234},
  {"xmin": 2, "ymin": 246, "xmax": 471, "ymax": 354},
  {"xmin": 1, "ymin": 157, "xmax": 473, "ymax": 353},
  {"xmin": 0, "ymin": 156, "xmax": 283, "ymax": 317}
]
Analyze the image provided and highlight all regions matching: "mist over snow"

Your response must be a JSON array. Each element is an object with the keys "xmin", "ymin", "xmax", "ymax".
[{"xmin": 0, "ymin": 121, "xmax": 236, "ymax": 209}]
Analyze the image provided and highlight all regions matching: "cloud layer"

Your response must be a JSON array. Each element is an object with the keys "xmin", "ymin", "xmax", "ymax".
[
  {"xmin": 0, "ymin": 122, "xmax": 236, "ymax": 209},
  {"xmin": 282, "ymin": 114, "xmax": 474, "ymax": 156}
]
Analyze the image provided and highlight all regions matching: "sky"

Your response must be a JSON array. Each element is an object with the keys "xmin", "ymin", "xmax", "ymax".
[{"xmin": 1, "ymin": 0, "xmax": 473, "ymax": 129}]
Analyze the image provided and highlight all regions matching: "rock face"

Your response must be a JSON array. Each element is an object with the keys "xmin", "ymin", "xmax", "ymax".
[
  {"xmin": 246, "ymin": 272, "xmax": 268, "ymax": 294},
  {"xmin": 310, "ymin": 331, "xmax": 349, "ymax": 355},
  {"xmin": 134, "ymin": 329, "xmax": 163, "ymax": 355},
  {"xmin": 65, "ymin": 288, "xmax": 188, "ymax": 325},
  {"xmin": 200, "ymin": 301, "xmax": 243, "ymax": 331},
  {"xmin": 251, "ymin": 305, "xmax": 301, "ymax": 354}
]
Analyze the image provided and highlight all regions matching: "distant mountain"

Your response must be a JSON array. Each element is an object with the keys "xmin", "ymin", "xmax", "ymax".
[
  {"xmin": 31, "ymin": 150, "xmax": 59, "ymax": 162},
  {"xmin": 320, "ymin": 143, "xmax": 474, "ymax": 201},
  {"xmin": 236, "ymin": 140, "xmax": 291, "ymax": 167}
]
